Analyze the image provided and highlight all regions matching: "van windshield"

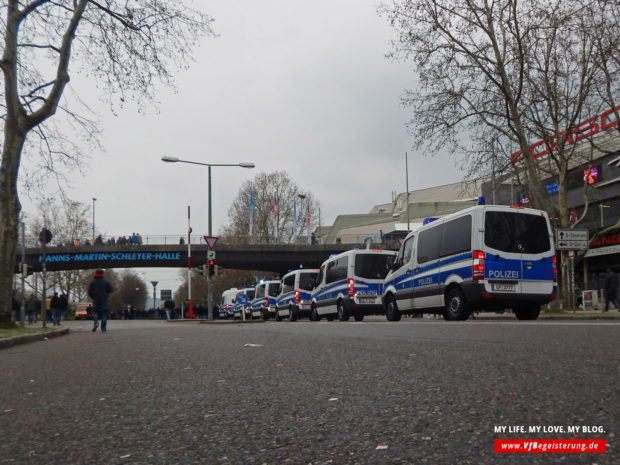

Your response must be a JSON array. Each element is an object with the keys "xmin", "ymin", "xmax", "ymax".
[
  {"xmin": 354, "ymin": 254, "xmax": 395, "ymax": 280},
  {"xmin": 299, "ymin": 272, "xmax": 319, "ymax": 291},
  {"xmin": 245, "ymin": 290, "xmax": 255, "ymax": 300},
  {"xmin": 484, "ymin": 211, "xmax": 551, "ymax": 254}
]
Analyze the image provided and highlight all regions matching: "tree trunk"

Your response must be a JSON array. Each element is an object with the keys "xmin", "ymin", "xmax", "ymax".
[{"xmin": 0, "ymin": 122, "xmax": 25, "ymax": 322}]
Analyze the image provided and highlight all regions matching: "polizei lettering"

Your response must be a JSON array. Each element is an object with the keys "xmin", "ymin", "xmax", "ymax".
[{"xmin": 488, "ymin": 269, "xmax": 519, "ymax": 279}]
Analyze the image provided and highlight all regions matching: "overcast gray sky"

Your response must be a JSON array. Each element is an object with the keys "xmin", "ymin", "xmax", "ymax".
[{"xmin": 22, "ymin": 0, "xmax": 465, "ymax": 292}]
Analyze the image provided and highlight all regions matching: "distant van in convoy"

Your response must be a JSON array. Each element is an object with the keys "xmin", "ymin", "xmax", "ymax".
[
  {"xmin": 250, "ymin": 280, "xmax": 281, "ymax": 320},
  {"xmin": 311, "ymin": 249, "xmax": 397, "ymax": 321},
  {"xmin": 232, "ymin": 287, "xmax": 256, "ymax": 320},
  {"xmin": 218, "ymin": 288, "xmax": 238, "ymax": 319},
  {"xmin": 382, "ymin": 204, "xmax": 557, "ymax": 321},
  {"xmin": 275, "ymin": 269, "xmax": 320, "ymax": 321}
]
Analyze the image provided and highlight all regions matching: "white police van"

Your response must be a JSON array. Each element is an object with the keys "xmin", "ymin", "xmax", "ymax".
[
  {"xmin": 250, "ymin": 280, "xmax": 281, "ymax": 320},
  {"xmin": 218, "ymin": 288, "xmax": 238, "ymax": 319},
  {"xmin": 232, "ymin": 287, "xmax": 255, "ymax": 320},
  {"xmin": 311, "ymin": 249, "xmax": 397, "ymax": 322},
  {"xmin": 275, "ymin": 268, "xmax": 320, "ymax": 321},
  {"xmin": 382, "ymin": 204, "xmax": 557, "ymax": 321}
]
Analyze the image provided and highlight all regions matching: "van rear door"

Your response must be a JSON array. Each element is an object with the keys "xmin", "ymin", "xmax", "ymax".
[{"xmin": 483, "ymin": 209, "xmax": 554, "ymax": 295}]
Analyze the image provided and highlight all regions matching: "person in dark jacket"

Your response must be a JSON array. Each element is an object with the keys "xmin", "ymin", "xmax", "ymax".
[
  {"xmin": 50, "ymin": 292, "xmax": 62, "ymax": 326},
  {"xmin": 604, "ymin": 267, "xmax": 619, "ymax": 312},
  {"xmin": 87, "ymin": 269, "xmax": 114, "ymax": 332}
]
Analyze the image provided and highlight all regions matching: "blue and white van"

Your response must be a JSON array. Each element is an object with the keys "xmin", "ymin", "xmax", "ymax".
[
  {"xmin": 311, "ymin": 249, "xmax": 397, "ymax": 322},
  {"xmin": 275, "ymin": 269, "xmax": 320, "ymax": 321},
  {"xmin": 382, "ymin": 204, "xmax": 557, "ymax": 321},
  {"xmin": 250, "ymin": 280, "xmax": 281, "ymax": 320},
  {"xmin": 232, "ymin": 287, "xmax": 255, "ymax": 320},
  {"xmin": 218, "ymin": 288, "xmax": 238, "ymax": 319}
]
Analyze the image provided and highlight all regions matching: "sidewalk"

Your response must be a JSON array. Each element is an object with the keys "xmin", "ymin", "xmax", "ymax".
[
  {"xmin": 473, "ymin": 308, "xmax": 620, "ymax": 320},
  {"xmin": 0, "ymin": 321, "xmax": 69, "ymax": 349}
]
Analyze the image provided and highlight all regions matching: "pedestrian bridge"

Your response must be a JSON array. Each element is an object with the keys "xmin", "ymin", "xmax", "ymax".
[{"xmin": 17, "ymin": 243, "xmax": 393, "ymax": 275}]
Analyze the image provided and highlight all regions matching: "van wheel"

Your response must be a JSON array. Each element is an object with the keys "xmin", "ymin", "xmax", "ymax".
[
  {"xmin": 354, "ymin": 313, "xmax": 364, "ymax": 322},
  {"xmin": 311, "ymin": 305, "xmax": 321, "ymax": 322},
  {"xmin": 289, "ymin": 306, "xmax": 297, "ymax": 321},
  {"xmin": 337, "ymin": 300, "xmax": 349, "ymax": 321},
  {"xmin": 444, "ymin": 289, "xmax": 470, "ymax": 321},
  {"xmin": 514, "ymin": 305, "xmax": 541, "ymax": 320},
  {"xmin": 385, "ymin": 295, "xmax": 402, "ymax": 321}
]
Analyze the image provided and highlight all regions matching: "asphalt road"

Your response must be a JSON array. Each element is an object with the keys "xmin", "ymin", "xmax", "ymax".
[{"xmin": 1, "ymin": 318, "xmax": 617, "ymax": 465}]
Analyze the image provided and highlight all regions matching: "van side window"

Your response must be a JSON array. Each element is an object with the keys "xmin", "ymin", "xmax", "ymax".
[
  {"xmin": 316, "ymin": 266, "xmax": 325, "ymax": 286},
  {"xmin": 336, "ymin": 256, "xmax": 349, "ymax": 280},
  {"xmin": 268, "ymin": 283, "xmax": 280, "ymax": 296},
  {"xmin": 299, "ymin": 272, "xmax": 318, "ymax": 291},
  {"xmin": 282, "ymin": 275, "xmax": 295, "ymax": 294},
  {"xmin": 418, "ymin": 225, "xmax": 442, "ymax": 263},
  {"xmin": 256, "ymin": 285, "xmax": 265, "ymax": 299},
  {"xmin": 441, "ymin": 215, "xmax": 472, "ymax": 257},
  {"xmin": 326, "ymin": 261, "xmax": 337, "ymax": 284},
  {"xmin": 326, "ymin": 257, "xmax": 348, "ymax": 283},
  {"xmin": 402, "ymin": 236, "xmax": 414, "ymax": 265}
]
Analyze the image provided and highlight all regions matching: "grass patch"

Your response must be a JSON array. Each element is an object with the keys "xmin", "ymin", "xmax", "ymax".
[
  {"xmin": 542, "ymin": 308, "xmax": 567, "ymax": 314},
  {"xmin": 0, "ymin": 327, "xmax": 53, "ymax": 339}
]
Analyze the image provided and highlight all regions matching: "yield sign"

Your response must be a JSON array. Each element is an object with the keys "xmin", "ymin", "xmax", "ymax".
[{"xmin": 204, "ymin": 236, "xmax": 218, "ymax": 250}]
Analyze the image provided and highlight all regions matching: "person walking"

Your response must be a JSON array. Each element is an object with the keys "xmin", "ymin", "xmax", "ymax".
[
  {"xmin": 25, "ymin": 293, "xmax": 40, "ymax": 325},
  {"xmin": 604, "ymin": 268, "xmax": 619, "ymax": 312},
  {"xmin": 163, "ymin": 299, "xmax": 175, "ymax": 320},
  {"xmin": 50, "ymin": 292, "xmax": 62, "ymax": 326},
  {"xmin": 59, "ymin": 293, "xmax": 69, "ymax": 322},
  {"xmin": 88, "ymin": 269, "xmax": 114, "ymax": 332}
]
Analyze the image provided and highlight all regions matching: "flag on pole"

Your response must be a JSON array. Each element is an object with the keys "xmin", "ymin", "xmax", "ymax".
[
  {"xmin": 307, "ymin": 205, "xmax": 311, "ymax": 244},
  {"xmin": 273, "ymin": 197, "xmax": 279, "ymax": 241},
  {"xmin": 292, "ymin": 200, "xmax": 298, "ymax": 243},
  {"xmin": 249, "ymin": 193, "xmax": 253, "ymax": 237}
]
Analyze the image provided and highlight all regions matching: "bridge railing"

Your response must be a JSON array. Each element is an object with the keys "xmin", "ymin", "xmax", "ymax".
[{"xmin": 16, "ymin": 232, "xmax": 403, "ymax": 248}]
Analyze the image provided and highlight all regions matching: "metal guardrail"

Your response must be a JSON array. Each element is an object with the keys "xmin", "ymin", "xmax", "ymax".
[{"xmin": 17, "ymin": 233, "xmax": 401, "ymax": 248}]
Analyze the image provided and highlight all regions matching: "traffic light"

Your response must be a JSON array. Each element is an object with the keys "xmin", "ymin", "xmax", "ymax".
[
  {"xmin": 208, "ymin": 259, "xmax": 215, "ymax": 277},
  {"xmin": 198, "ymin": 264, "xmax": 207, "ymax": 277}
]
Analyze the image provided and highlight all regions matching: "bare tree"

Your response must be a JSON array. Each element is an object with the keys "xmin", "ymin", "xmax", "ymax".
[
  {"xmin": 28, "ymin": 197, "xmax": 93, "ymax": 301},
  {"xmin": 0, "ymin": 1, "xmax": 215, "ymax": 322},
  {"xmin": 381, "ymin": 0, "xmax": 619, "ymax": 305},
  {"xmin": 222, "ymin": 171, "xmax": 320, "ymax": 245},
  {"xmin": 108, "ymin": 269, "xmax": 147, "ymax": 312},
  {"xmin": 381, "ymin": 0, "xmax": 619, "ymax": 221}
]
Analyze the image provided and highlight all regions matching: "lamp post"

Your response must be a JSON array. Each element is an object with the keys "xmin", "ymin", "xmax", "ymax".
[
  {"xmin": 599, "ymin": 204, "xmax": 610, "ymax": 228},
  {"xmin": 161, "ymin": 156, "xmax": 255, "ymax": 320},
  {"xmin": 405, "ymin": 152, "xmax": 410, "ymax": 232},
  {"xmin": 92, "ymin": 197, "xmax": 97, "ymax": 243},
  {"xmin": 150, "ymin": 281, "xmax": 158, "ymax": 312}
]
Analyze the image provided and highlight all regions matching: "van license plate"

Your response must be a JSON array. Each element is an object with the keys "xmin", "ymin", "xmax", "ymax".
[
  {"xmin": 359, "ymin": 297, "xmax": 377, "ymax": 303},
  {"xmin": 492, "ymin": 284, "xmax": 516, "ymax": 292}
]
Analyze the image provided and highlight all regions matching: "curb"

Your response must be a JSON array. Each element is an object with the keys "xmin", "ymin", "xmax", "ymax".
[
  {"xmin": 165, "ymin": 319, "xmax": 266, "ymax": 324},
  {"xmin": 0, "ymin": 327, "xmax": 70, "ymax": 350}
]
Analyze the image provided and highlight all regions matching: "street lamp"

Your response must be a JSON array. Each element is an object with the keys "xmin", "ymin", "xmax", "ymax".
[
  {"xmin": 161, "ymin": 156, "xmax": 255, "ymax": 320},
  {"xmin": 599, "ymin": 204, "xmax": 610, "ymax": 228},
  {"xmin": 298, "ymin": 193, "xmax": 311, "ymax": 245},
  {"xmin": 150, "ymin": 281, "xmax": 158, "ymax": 312},
  {"xmin": 92, "ymin": 197, "xmax": 97, "ymax": 243}
]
